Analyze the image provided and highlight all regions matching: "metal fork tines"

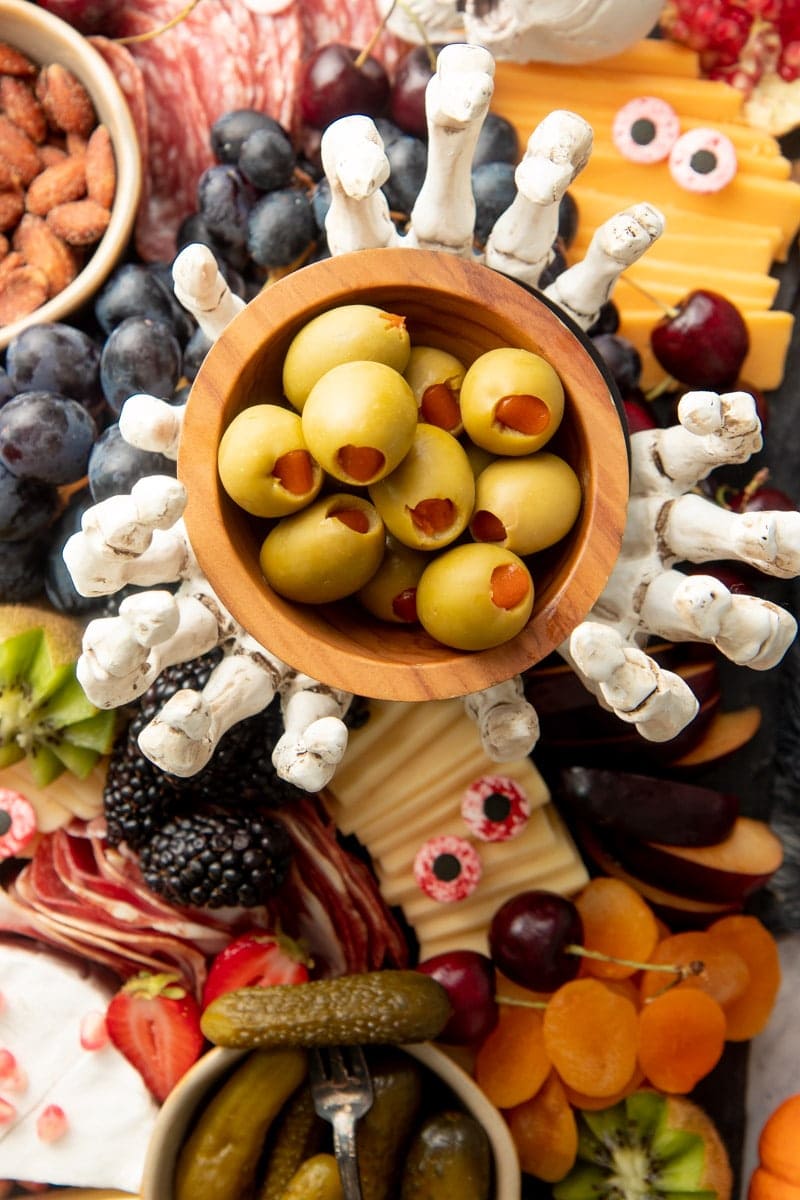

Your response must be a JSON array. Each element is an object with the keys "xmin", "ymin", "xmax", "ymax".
[{"xmin": 309, "ymin": 1044, "xmax": 374, "ymax": 1200}]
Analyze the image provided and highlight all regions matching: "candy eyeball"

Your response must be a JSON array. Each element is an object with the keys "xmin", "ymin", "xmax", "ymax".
[
  {"xmin": 415, "ymin": 543, "xmax": 534, "ymax": 651},
  {"xmin": 369, "ymin": 423, "xmax": 476, "ymax": 551},
  {"xmin": 461, "ymin": 774, "xmax": 531, "ymax": 842},
  {"xmin": 218, "ymin": 403, "xmax": 323, "ymax": 517},
  {"xmin": 612, "ymin": 96, "xmax": 681, "ymax": 164},
  {"xmin": 282, "ymin": 303, "xmax": 412, "ymax": 412},
  {"xmin": 459, "ymin": 347, "xmax": 565, "ymax": 456},
  {"xmin": 357, "ymin": 535, "xmax": 428, "ymax": 624},
  {"xmin": 413, "ymin": 835, "xmax": 483, "ymax": 902},
  {"xmin": 301, "ymin": 360, "xmax": 418, "ymax": 485},
  {"xmin": 403, "ymin": 345, "xmax": 466, "ymax": 435},
  {"xmin": 470, "ymin": 452, "xmax": 582, "ymax": 556},
  {"xmin": 668, "ymin": 127, "xmax": 737, "ymax": 194},
  {"xmin": 259, "ymin": 493, "xmax": 385, "ymax": 603}
]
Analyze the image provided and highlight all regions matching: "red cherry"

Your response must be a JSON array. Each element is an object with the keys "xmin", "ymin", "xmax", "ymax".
[
  {"xmin": 684, "ymin": 562, "xmax": 755, "ymax": 595},
  {"xmin": 650, "ymin": 289, "xmax": 749, "ymax": 389},
  {"xmin": 623, "ymin": 395, "xmax": 658, "ymax": 434},
  {"xmin": 488, "ymin": 890, "xmax": 584, "ymax": 992},
  {"xmin": 389, "ymin": 44, "xmax": 437, "ymax": 138},
  {"xmin": 417, "ymin": 950, "xmax": 499, "ymax": 1044},
  {"xmin": 726, "ymin": 468, "xmax": 797, "ymax": 514},
  {"xmin": 298, "ymin": 44, "xmax": 389, "ymax": 130}
]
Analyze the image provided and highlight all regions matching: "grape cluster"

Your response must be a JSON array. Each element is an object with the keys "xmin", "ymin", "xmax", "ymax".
[{"xmin": 660, "ymin": 0, "xmax": 800, "ymax": 93}]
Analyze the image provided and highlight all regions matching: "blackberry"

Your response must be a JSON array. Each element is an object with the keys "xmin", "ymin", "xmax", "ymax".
[{"xmin": 139, "ymin": 809, "xmax": 292, "ymax": 909}]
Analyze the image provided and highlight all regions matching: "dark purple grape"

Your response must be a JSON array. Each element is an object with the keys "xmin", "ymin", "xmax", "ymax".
[
  {"xmin": 299, "ymin": 44, "xmax": 389, "ymax": 130},
  {"xmin": 238, "ymin": 126, "xmax": 295, "ymax": 192},
  {"xmin": 5, "ymin": 322, "xmax": 102, "ymax": 410},
  {"xmin": 211, "ymin": 109, "xmax": 286, "ymax": 165},
  {"xmin": 0, "ymin": 367, "xmax": 14, "ymax": 408},
  {"xmin": 88, "ymin": 422, "xmax": 176, "ymax": 503},
  {"xmin": 488, "ymin": 890, "xmax": 584, "ymax": 992},
  {"xmin": 197, "ymin": 164, "xmax": 257, "ymax": 248},
  {"xmin": 145, "ymin": 263, "xmax": 197, "ymax": 347},
  {"xmin": 473, "ymin": 111, "xmax": 519, "ymax": 168},
  {"xmin": 247, "ymin": 188, "xmax": 315, "ymax": 268},
  {"xmin": 537, "ymin": 245, "xmax": 568, "ymax": 290},
  {"xmin": 0, "ymin": 534, "xmax": 46, "ymax": 603},
  {"xmin": 417, "ymin": 950, "xmax": 499, "ymax": 1045},
  {"xmin": 587, "ymin": 300, "xmax": 620, "ymax": 337},
  {"xmin": 100, "ymin": 317, "xmax": 182, "ymax": 415},
  {"xmin": 44, "ymin": 489, "xmax": 103, "ymax": 615},
  {"xmin": 175, "ymin": 211, "xmax": 250, "ymax": 273},
  {"xmin": 94, "ymin": 263, "xmax": 177, "ymax": 336},
  {"xmin": 389, "ymin": 43, "xmax": 438, "ymax": 138},
  {"xmin": 310, "ymin": 177, "xmax": 331, "ymax": 238},
  {"xmin": 0, "ymin": 461, "xmax": 57, "ymax": 541},
  {"xmin": 382, "ymin": 134, "xmax": 427, "ymax": 216},
  {"xmin": 373, "ymin": 116, "xmax": 406, "ymax": 149},
  {"xmin": 0, "ymin": 391, "xmax": 96, "ymax": 485},
  {"xmin": 472, "ymin": 161, "xmax": 517, "ymax": 245},
  {"xmin": 182, "ymin": 325, "xmax": 213, "ymax": 382},
  {"xmin": 557, "ymin": 191, "xmax": 579, "ymax": 249},
  {"xmin": 592, "ymin": 333, "xmax": 643, "ymax": 396}
]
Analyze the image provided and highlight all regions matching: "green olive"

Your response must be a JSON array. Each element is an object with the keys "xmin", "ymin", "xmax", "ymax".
[
  {"xmin": 470, "ymin": 452, "xmax": 582, "ymax": 555},
  {"xmin": 282, "ymin": 304, "xmax": 411, "ymax": 412},
  {"xmin": 259, "ymin": 494, "xmax": 385, "ymax": 603},
  {"xmin": 403, "ymin": 345, "xmax": 466, "ymax": 434},
  {"xmin": 357, "ymin": 535, "xmax": 428, "ymax": 623},
  {"xmin": 460, "ymin": 347, "xmax": 565, "ymax": 455},
  {"xmin": 368, "ymin": 423, "xmax": 475, "ymax": 551},
  {"xmin": 301, "ymin": 360, "xmax": 418, "ymax": 486},
  {"xmin": 218, "ymin": 404, "xmax": 323, "ymax": 518},
  {"xmin": 416, "ymin": 543, "xmax": 534, "ymax": 650}
]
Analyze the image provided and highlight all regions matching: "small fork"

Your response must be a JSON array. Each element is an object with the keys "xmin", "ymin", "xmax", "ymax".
[{"xmin": 309, "ymin": 1044, "xmax": 374, "ymax": 1200}]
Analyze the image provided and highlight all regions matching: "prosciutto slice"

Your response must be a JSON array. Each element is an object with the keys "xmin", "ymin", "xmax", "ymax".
[{"xmin": 93, "ymin": 0, "xmax": 407, "ymax": 261}]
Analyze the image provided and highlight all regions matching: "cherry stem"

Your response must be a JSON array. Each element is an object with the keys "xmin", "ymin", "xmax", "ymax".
[
  {"xmin": 566, "ymin": 944, "xmax": 705, "ymax": 978},
  {"xmin": 644, "ymin": 374, "xmax": 678, "ymax": 402},
  {"xmin": 354, "ymin": 0, "xmax": 397, "ymax": 70},
  {"xmin": 497, "ymin": 995, "xmax": 548, "ymax": 1011},
  {"xmin": 620, "ymin": 275, "xmax": 678, "ymax": 319},
  {"xmin": 114, "ymin": 0, "xmax": 202, "ymax": 44},
  {"xmin": 741, "ymin": 466, "xmax": 771, "ymax": 503},
  {"xmin": 395, "ymin": 0, "xmax": 439, "ymax": 69}
]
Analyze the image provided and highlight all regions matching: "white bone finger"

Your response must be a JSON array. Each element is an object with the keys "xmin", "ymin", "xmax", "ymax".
[
  {"xmin": 543, "ymin": 202, "xmax": 664, "ymax": 328},
  {"xmin": 714, "ymin": 596, "xmax": 797, "ymax": 671},
  {"xmin": 272, "ymin": 716, "xmax": 350, "ymax": 793},
  {"xmin": 321, "ymin": 116, "xmax": 400, "ymax": 257},
  {"xmin": 172, "ymin": 242, "xmax": 246, "ymax": 341},
  {"xmin": 119, "ymin": 394, "xmax": 185, "ymax": 459},
  {"xmin": 660, "ymin": 494, "xmax": 800, "ymax": 577},
  {"xmin": 463, "ymin": 677, "xmax": 540, "ymax": 760},
  {"xmin": 118, "ymin": 590, "xmax": 181, "ymax": 648}
]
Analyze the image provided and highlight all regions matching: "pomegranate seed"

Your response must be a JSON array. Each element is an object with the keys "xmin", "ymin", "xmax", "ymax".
[
  {"xmin": 36, "ymin": 1104, "xmax": 69, "ymax": 1143},
  {"xmin": 0, "ymin": 1049, "xmax": 26, "ymax": 1092},
  {"xmin": 80, "ymin": 1010, "xmax": 109, "ymax": 1051},
  {"xmin": 0, "ymin": 1098, "xmax": 16, "ymax": 1124}
]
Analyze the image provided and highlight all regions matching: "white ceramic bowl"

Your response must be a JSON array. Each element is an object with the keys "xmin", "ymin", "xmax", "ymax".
[
  {"xmin": 0, "ymin": 0, "xmax": 141, "ymax": 350},
  {"xmin": 142, "ymin": 1042, "xmax": 521, "ymax": 1199}
]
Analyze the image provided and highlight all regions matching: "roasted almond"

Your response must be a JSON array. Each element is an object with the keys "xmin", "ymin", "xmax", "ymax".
[
  {"xmin": 0, "ymin": 187, "xmax": 24, "ymax": 232},
  {"xmin": 39, "ymin": 143, "xmax": 68, "ymax": 168},
  {"xmin": 0, "ymin": 248, "xmax": 22, "ymax": 283},
  {"xmin": 0, "ymin": 76, "xmax": 47, "ymax": 143},
  {"xmin": 35, "ymin": 63, "xmax": 96, "ymax": 138},
  {"xmin": 0, "ymin": 114, "xmax": 41, "ymax": 186},
  {"xmin": 85, "ymin": 124, "xmax": 115, "ymax": 208},
  {"xmin": 0, "ymin": 44, "xmax": 36, "ymax": 78},
  {"xmin": 26, "ymin": 152, "xmax": 86, "ymax": 216},
  {"xmin": 0, "ymin": 262, "xmax": 49, "ymax": 324},
  {"xmin": 13, "ymin": 212, "xmax": 80, "ymax": 296},
  {"xmin": 0, "ymin": 232, "xmax": 8, "ymax": 259},
  {"xmin": 0, "ymin": 156, "xmax": 14, "ymax": 189},
  {"xmin": 46, "ymin": 197, "xmax": 110, "ymax": 245}
]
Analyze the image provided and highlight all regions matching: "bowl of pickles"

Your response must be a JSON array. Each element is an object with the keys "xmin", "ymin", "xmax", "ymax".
[
  {"xmin": 141, "ymin": 1040, "xmax": 521, "ymax": 1200},
  {"xmin": 181, "ymin": 246, "xmax": 629, "ymax": 702}
]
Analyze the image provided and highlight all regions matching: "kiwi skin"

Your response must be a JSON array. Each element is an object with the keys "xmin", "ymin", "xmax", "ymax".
[{"xmin": 553, "ymin": 1090, "xmax": 732, "ymax": 1200}]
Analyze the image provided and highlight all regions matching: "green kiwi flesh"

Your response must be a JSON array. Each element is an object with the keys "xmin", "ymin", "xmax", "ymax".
[
  {"xmin": 0, "ymin": 622, "xmax": 116, "ymax": 788},
  {"xmin": 554, "ymin": 1092, "xmax": 723, "ymax": 1200}
]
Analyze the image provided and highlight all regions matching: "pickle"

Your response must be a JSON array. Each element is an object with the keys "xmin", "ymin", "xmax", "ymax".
[
  {"xmin": 399, "ymin": 1110, "xmax": 492, "ymax": 1200},
  {"xmin": 357, "ymin": 1049, "xmax": 424, "ymax": 1200},
  {"xmin": 173, "ymin": 1047, "xmax": 307, "ymax": 1200},
  {"xmin": 201, "ymin": 970, "xmax": 452, "ymax": 1049},
  {"xmin": 258, "ymin": 1083, "xmax": 323, "ymax": 1200},
  {"xmin": 281, "ymin": 1153, "xmax": 344, "ymax": 1200}
]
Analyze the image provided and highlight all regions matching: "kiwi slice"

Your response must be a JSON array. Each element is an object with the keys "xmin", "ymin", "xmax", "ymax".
[
  {"xmin": 554, "ymin": 1091, "xmax": 732, "ymax": 1200},
  {"xmin": 0, "ymin": 605, "xmax": 116, "ymax": 788}
]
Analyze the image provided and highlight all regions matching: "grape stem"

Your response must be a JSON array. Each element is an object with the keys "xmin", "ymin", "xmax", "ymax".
[{"xmin": 354, "ymin": 0, "xmax": 398, "ymax": 70}]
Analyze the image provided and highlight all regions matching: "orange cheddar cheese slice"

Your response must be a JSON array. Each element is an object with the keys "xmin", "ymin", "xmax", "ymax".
[
  {"xmin": 588, "ymin": 38, "xmax": 701, "ymax": 78},
  {"xmin": 618, "ymin": 309, "xmax": 794, "ymax": 393},
  {"xmin": 570, "ymin": 228, "xmax": 776, "ymax": 276},
  {"xmin": 586, "ymin": 143, "xmax": 792, "ymax": 182},
  {"xmin": 618, "ymin": 261, "xmax": 780, "ymax": 310}
]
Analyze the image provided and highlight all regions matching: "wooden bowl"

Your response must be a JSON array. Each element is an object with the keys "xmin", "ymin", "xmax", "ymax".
[
  {"xmin": 141, "ymin": 1042, "xmax": 522, "ymax": 1200},
  {"xmin": 0, "ymin": 0, "xmax": 141, "ymax": 350},
  {"xmin": 181, "ymin": 247, "xmax": 629, "ymax": 702}
]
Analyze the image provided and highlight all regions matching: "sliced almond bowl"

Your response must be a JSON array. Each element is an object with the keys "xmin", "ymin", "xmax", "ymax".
[
  {"xmin": 181, "ymin": 246, "xmax": 630, "ymax": 702},
  {"xmin": 0, "ymin": 0, "xmax": 141, "ymax": 350}
]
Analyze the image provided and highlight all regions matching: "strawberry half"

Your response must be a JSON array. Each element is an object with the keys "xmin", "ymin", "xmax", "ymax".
[
  {"xmin": 106, "ymin": 972, "xmax": 204, "ymax": 1103},
  {"xmin": 201, "ymin": 930, "xmax": 310, "ymax": 1010}
]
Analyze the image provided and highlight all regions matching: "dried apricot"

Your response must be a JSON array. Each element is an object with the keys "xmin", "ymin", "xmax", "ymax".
[
  {"xmin": 506, "ymin": 1071, "xmax": 578, "ymax": 1182},
  {"xmin": 639, "ymin": 930, "xmax": 750, "ymax": 1009},
  {"xmin": 638, "ymin": 987, "xmax": 726, "ymax": 1093},
  {"xmin": 474, "ymin": 1004, "xmax": 551, "ymax": 1109},
  {"xmin": 561, "ymin": 1064, "xmax": 646, "ymax": 1110},
  {"xmin": 542, "ymin": 978, "xmax": 639, "ymax": 1098},
  {"xmin": 575, "ymin": 876, "xmax": 659, "ymax": 979},
  {"xmin": 707, "ymin": 915, "xmax": 782, "ymax": 1041}
]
